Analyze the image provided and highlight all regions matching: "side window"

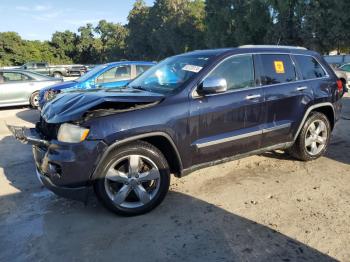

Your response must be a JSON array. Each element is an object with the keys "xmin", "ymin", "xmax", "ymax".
[
  {"xmin": 294, "ymin": 55, "xmax": 327, "ymax": 79},
  {"xmin": 206, "ymin": 55, "xmax": 255, "ymax": 90},
  {"xmin": 97, "ymin": 65, "xmax": 131, "ymax": 83},
  {"xmin": 2, "ymin": 72, "xmax": 30, "ymax": 82},
  {"xmin": 136, "ymin": 65, "xmax": 152, "ymax": 76},
  {"xmin": 260, "ymin": 54, "xmax": 296, "ymax": 85},
  {"xmin": 36, "ymin": 63, "xmax": 47, "ymax": 68}
]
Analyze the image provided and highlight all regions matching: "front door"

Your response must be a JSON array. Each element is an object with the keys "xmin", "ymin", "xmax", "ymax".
[{"xmin": 190, "ymin": 54, "xmax": 265, "ymax": 165}]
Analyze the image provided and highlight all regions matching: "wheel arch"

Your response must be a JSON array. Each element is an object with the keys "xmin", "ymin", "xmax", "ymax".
[
  {"xmin": 294, "ymin": 102, "xmax": 335, "ymax": 141},
  {"xmin": 91, "ymin": 132, "xmax": 183, "ymax": 181}
]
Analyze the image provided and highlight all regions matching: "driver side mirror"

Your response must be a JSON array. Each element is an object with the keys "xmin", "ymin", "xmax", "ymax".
[{"xmin": 197, "ymin": 77, "xmax": 228, "ymax": 95}]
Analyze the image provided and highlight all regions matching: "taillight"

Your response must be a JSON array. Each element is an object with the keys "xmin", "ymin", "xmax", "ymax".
[{"xmin": 337, "ymin": 79, "xmax": 343, "ymax": 93}]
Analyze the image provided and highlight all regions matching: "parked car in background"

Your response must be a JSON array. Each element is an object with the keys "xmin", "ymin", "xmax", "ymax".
[
  {"xmin": 38, "ymin": 61, "xmax": 156, "ymax": 108},
  {"xmin": 8, "ymin": 46, "xmax": 343, "ymax": 216},
  {"xmin": 0, "ymin": 69, "xmax": 62, "ymax": 108},
  {"xmin": 21, "ymin": 62, "xmax": 69, "ymax": 78},
  {"xmin": 328, "ymin": 64, "xmax": 349, "ymax": 93},
  {"xmin": 67, "ymin": 65, "xmax": 88, "ymax": 76}
]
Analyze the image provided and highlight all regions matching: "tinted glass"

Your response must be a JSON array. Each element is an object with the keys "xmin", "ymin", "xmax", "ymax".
[
  {"xmin": 136, "ymin": 65, "xmax": 152, "ymax": 75},
  {"xmin": 260, "ymin": 54, "xmax": 296, "ymax": 85},
  {"xmin": 207, "ymin": 55, "xmax": 255, "ymax": 90},
  {"xmin": 97, "ymin": 65, "xmax": 131, "ymax": 83},
  {"xmin": 294, "ymin": 55, "xmax": 326, "ymax": 79}
]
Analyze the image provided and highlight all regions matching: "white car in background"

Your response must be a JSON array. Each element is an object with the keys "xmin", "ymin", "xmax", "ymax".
[{"xmin": 0, "ymin": 69, "xmax": 62, "ymax": 108}]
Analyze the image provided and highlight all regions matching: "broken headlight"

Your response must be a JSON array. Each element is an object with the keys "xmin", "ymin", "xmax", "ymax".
[
  {"xmin": 44, "ymin": 89, "xmax": 60, "ymax": 102},
  {"xmin": 57, "ymin": 123, "xmax": 90, "ymax": 143}
]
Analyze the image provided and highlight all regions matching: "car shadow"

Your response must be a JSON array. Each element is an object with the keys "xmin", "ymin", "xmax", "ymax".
[{"xmin": 0, "ymin": 135, "xmax": 337, "ymax": 261}]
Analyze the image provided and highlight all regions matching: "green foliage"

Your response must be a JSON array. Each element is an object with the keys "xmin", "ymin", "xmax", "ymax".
[{"xmin": 0, "ymin": 0, "xmax": 350, "ymax": 66}]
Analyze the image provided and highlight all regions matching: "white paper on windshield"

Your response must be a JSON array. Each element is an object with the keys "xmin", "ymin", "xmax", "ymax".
[{"xmin": 182, "ymin": 65, "xmax": 203, "ymax": 73}]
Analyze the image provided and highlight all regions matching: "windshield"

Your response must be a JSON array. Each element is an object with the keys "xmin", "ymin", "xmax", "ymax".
[
  {"xmin": 128, "ymin": 54, "xmax": 213, "ymax": 93},
  {"xmin": 75, "ymin": 64, "xmax": 106, "ymax": 82}
]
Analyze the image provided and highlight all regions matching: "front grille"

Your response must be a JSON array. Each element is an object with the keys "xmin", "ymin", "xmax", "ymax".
[{"xmin": 36, "ymin": 117, "xmax": 60, "ymax": 140}]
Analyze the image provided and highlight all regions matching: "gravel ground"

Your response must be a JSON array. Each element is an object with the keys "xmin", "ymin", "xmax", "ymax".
[{"xmin": 0, "ymin": 94, "xmax": 349, "ymax": 262}]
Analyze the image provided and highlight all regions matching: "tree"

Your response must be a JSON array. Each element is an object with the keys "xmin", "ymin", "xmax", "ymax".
[
  {"xmin": 95, "ymin": 20, "xmax": 128, "ymax": 62},
  {"xmin": 148, "ymin": 0, "xmax": 206, "ymax": 59},
  {"xmin": 76, "ymin": 23, "xmax": 101, "ymax": 64},
  {"xmin": 267, "ymin": 0, "xmax": 306, "ymax": 45},
  {"xmin": 51, "ymin": 30, "xmax": 78, "ymax": 62},
  {"xmin": 205, "ymin": 0, "xmax": 272, "ymax": 48},
  {"xmin": 127, "ymin": 0, "xmax": 153, "ymax": 59}
]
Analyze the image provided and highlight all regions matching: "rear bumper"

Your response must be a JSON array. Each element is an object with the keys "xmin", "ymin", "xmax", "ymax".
[{"xmin": 7, "ymin": 124, "xmax": 108, "ymax": 201}]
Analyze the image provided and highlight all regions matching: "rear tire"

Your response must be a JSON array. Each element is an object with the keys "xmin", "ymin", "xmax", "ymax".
[
  {"xmin": 94, "ymin": 141, "xmax": 170, "ymax": 216},
  {"xmin": 29, "ymin": 91, "xmax": 39, "ymax": 108},
  {"xmin": 287, "ymin": 112, "xmax": 331, "ymax": 161}
]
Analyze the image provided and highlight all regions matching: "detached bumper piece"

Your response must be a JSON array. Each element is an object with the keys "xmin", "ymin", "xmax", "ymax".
[
  {"xmin": 7, "ymin": 125, "xmax": 49, "ymax": 147},
  {"xmin": 7, "ymin": 124, "xmax": 90, "ymax": 202}
]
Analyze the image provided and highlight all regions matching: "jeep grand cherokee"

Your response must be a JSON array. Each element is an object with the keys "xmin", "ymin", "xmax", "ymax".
[{"xmin": 9, "ymin": 46, "xmax": 343, "ymax": 216}]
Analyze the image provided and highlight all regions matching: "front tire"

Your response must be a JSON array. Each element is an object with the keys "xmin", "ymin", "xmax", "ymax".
[
  {"xmin": 29, "ymin": 91, "xmax": 39, "ymax": 108},
  {"xmin": 288, "ymin": 112, "xmax": 331, "ymax": 161},
  {"xmin": 94, "ymin": 141, "xmax": 170, "ymax": 216}
]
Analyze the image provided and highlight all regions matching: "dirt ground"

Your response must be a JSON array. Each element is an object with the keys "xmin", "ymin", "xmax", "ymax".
[{"xmin": 0, "ymin": 94, "xmax": 349, "ymax": 262}]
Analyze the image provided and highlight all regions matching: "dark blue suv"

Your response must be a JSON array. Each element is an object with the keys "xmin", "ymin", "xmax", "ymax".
[{"xmin": 9, "ymin": 46, "xmax": 343, "ymax": 216}]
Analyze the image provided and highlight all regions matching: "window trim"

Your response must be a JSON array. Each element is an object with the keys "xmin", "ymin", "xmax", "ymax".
[
  {"xmin": 192, "ymin": 52, "xmax": 330, "ymax": 98},
  {"xmin": 257, "ymin": 53, "xmax": 299, "ymax": 85},
  {"xmin": 96, "ymin": 65, "xmax": 132, "ymax": 84},
  {"xmin": 292, "ymin": 54, "xmax": 329, "ymax": 81},
  {"xmin": 192, "ymin": 53, "xmax": 258, "ymax": 98}
]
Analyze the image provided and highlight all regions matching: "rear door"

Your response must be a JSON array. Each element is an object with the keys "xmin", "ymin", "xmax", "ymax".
[
  {"xmin": 190, "ymin": 54, "xmax": 265, "ymax": 165},
  {"xmin": 257, "ymin": 53, "xmax": 313, "ymax": 147}
]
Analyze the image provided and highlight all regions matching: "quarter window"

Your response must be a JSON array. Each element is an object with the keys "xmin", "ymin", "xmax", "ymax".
[
  {"xmin": 206, "ymin": 55, "xmax": 255, "ymax": 90},
  {"xmin": 259, "ymin": 54, "xmax": 296, "ymax": 85},
  {"xmin": 294, "ymin": 55, "xmax": 327, "ymax": 79}
]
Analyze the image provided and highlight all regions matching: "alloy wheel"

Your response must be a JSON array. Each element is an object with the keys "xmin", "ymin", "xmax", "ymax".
[
  {"xmin": 104, "ymin": 154, "xmax": 161, "ymax": 208},
  {"xmin": 304, "ymin": 119, "xmax": 328, "ymax": 156}
]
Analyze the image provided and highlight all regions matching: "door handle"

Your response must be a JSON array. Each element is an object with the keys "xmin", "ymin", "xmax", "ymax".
[
  {"xmin": 246, "ymin": 94, "xmax": 261, "ymax": 100},
  {"xmin": 296, "ymin": 86, "xmax": 307, "ymax": 91}
]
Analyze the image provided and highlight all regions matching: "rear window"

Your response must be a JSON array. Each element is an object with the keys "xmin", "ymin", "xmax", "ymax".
[
  {"xmin": 294, "ymin": 55, "xmax": 327, "ymax": 80},
  {"xmin": 259, "ymin": 54, "xmax": 296, "ymax": 85}
]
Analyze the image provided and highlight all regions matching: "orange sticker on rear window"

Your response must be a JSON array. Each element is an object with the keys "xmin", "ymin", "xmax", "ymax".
[{"xmin": 274, "ymin": 61, "xmax": 285, "ymax": 74}]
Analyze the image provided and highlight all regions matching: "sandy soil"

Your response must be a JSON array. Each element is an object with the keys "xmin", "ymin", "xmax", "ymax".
[{"xmin": 0, "ymin": 94, "xmax": 349, "ymax": 261}]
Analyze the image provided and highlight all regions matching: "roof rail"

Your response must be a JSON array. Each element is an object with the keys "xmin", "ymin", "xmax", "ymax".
[{"xmin": 239, "ymin": 45, "xmax": 307, "ymax": 50}]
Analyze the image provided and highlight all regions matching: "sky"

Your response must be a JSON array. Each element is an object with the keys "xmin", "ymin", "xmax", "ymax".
[{"xmin": 0, "ymin": 0, "xmax": 154, "ymax": 41}]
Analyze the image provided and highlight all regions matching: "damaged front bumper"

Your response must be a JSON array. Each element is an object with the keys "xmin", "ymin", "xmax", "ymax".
[{"xmin": 7, "ymin": 124, "xmax": 107, "ymax": 202}]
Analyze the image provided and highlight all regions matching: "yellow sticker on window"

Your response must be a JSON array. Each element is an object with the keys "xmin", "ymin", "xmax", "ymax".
[{"xmin": 274, "ymin": 61, "xmax": 285, "ymax": 74}]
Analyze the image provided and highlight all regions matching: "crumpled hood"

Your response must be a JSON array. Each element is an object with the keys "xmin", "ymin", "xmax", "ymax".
[{"xmin": 41, "ymin": 89, "xmax": 164, "ymax": 123}]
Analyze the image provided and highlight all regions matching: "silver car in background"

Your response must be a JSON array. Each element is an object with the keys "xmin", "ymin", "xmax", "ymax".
[{"xmin": 0, "ymin": 69, "xmax": 62, "ymax": 108}]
